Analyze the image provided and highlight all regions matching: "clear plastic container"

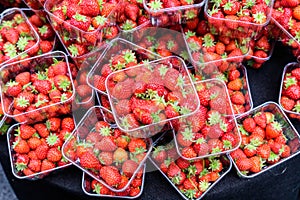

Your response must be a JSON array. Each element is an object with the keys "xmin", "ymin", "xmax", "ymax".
[
  {"xmin": 173, "ymin": 79, "xmax": 241, "ymax": 160},
  {"xmin": 0, "ymin": 51, "xmax": 75, "ymax": 124},
  {"xmin": 87, "ymin": 38, "xmax": 162, "ymax": 96},
  {"xmin": 7, "ymin": 117, "xmax": 73, "ymax": 180},
  {"xmin": 23, "ymin": 0, "xmax": 44, "ymax": 10},
  {"xmin": 105, "ymin": 56, "xmax": 200, "ymax": 138},
  {"xmin": 230, "ymin": 101, "xmax": 300, "ymax": 178},
  {"xmin": 204, "ymin": 0, "xmax": 274, "ymax": 38},
  {"xmin": 62, "ymin": 106, "xmax": 152, "ymax": 192},
  {"xmin": 149, "ymin": 130, "xmax": 232, "ymax": 200},
  {"xmin": 82, "ymin": 164, "xmax": 146, "ymax": 198},
  {"xmin": 279, "ymin": 62, "xmax": 300, "ymax": 120},
  {"xmin": 182, "ymin": 23, "xmax": 250, "ymax": 73},
  {"xmin": 44, "ymin": 0, "xmax": 120, "ymax": 59},
  {"xmin": 0, "ymin": 8, "xmax": 40, "ymax": 67},
  {"xmin": 143, "ymin": 0, "xmax": 205, "ymax": 26},
  {"xmin": 95, "ymin": 91, "xmax": 116, "ymax": 124}
]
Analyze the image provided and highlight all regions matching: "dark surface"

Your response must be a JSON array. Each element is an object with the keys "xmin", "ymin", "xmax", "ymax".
[{"xmin": 1, "ymin": 40, "xmax": 300, "ymax": 200}]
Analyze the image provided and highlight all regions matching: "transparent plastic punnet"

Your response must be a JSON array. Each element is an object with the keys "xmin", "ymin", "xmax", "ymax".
[
  {"xmin": 279, "ymin": 62, "xmax": 300, "ymax": 120},
  {"xmin": 22, "ymin": 0, "xmax": 44, "ymax": 10},
  {"xmin": 105, "ymin": 56, "xmax": 200, "ymax": 138},
  {"xmin": 149, "ymin": 130, "xmax": 232, "ymax": 200},
  {"xmin": 204, "ymin": 0, "xmax": 274, "ymax": 38},
  {"xmin": 0, "ymin": 8, "xmax": 40, "ymax": 67},
  {"xmin": 44, "ymin": 0, "xmax": 119, "ymax": 56},
  {"xmin": 0, "ymin": 51, "xmax": 75, "ymax": 124},
  {"xmin": 7, "ymin": 119, "xmax": 73, "ymax": 180},
  {"xmin": 81, "ymin": 164, "xmax": 146, "ymax": 198},
  {"xmin": 143, "ymin": 0, "xmax": 205, "ymax": 26},
  {"xmin": 62, "ymin": 106, "xmax": 153, "ymax": 192},
  {"xmin": 87, "ymin": 38, "xmax": 162, "ymax": 96},
  {"xmin": 230, "ymin": 101, "xmax": 300, "ymax": 178},
  {"xmin": 173, "ymin": 79, "xmax": 241, "ymax": 160}
]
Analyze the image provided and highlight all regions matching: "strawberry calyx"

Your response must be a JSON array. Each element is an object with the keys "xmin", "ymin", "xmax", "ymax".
[
  {"xmin": 185, "ymin": 9, "xmax": 197, "ymax": 20},
  {"xmin": 238, "ymin": 125, "xmax": 249, "ymax": 136},
  {"xmin": 152, "ymin": 145, "xmax": 165, "ymax": 157},
  {"xmin": 58, "ymin": 79, "xmax": 71, "ymax": 92},
  {"xmin": 16, "ymin": 36, "xmax": 29, "ymax": 51},
  {"xmin": 211, "ymin": 146, "xmax": 221, "ymax": 154},
  {"xmin": 171, "ymin": 172, "xmax": 182, "ymax": 184},
  {"xmin": 121, "ymin": 20, "xmax": 135, "ymax": 31},
  {"xmin": 253, "ymin": 12, "xmax": 266, "ymax": 24},
  {"xmin": 210, "ymin": 0, "xmax": 222, "ymax": 7},
  {"xmin": 199, "ymin": 180, "xmax": 211, "ymax": 192},
  {"xmin": 4, "ymin": 43, "xmax": 17, "ymax": 58},
  {"xmin": 284, "ymin": 77, "xmax": 297, "ymax": 89},
  {"xmin": 208, "ymin": 111, "xmax": 221, "ymax": 126},
  {"xmin": 293, "ymin": 102, "xmax": 300, "ymax": 113},
  {"xmin": 73, "ymin": 13, "xmax": 88, "ymax": 22},
  {"xmin": 223, "ymin": 140, "xmax": 232, "ymax": 149},
  {"xmin": 16, "ymin": 96, "xmax": 30, "ymax": 108},
  {"xmin": 223, "ymin": 1, "xmax": 233, "ymax": 11},
  {"xmin": 188, "ymin": 41, "xmax": 201, "ymax": 52},
  {"xmin": 243, "ymin": 0, "xmax": 255, "ymax": 9},
  {"xmin": 186, "ymin": 165, "xmax": 197, "ymax": 177},
  {"xmin": 250, "ymin": 138, "xmax": 262, "ymax": 147},
  {"xmin": 46, "ymin": 133, "xmax": 59, "ymax": 146},
  {"xmin": 182, "ymin": 189, "xmax": 196, "ymax": 199},
  {"xmin": 6, "ymin": 80, "xmax": 19, "ymax": 87},
  {"xmin": 61, "ymin": 93, "xmax": 68, "ymax": 102},
  {"xmin": 195, "ymin": 137, "xmax": 206, "ymax": 144},
  {"xmin": 68, "ymin": 44, "xmax": 79, "ymax": 57},
  {"xmin": 123, "ymin": 50, "xmax": 136, "ymax": 64},
  {"xmin": 185, "ymin": 30, "xmax": 196, "ymax": 39},
  {"xmin": 38, "ymin": 25, "xmax": 48, "ymax": 35},
  {"xmin": 158, "ymin": 65, "xmax": 168, "ymax": 76},
  {"xmin": 16, "ymin": 162, "xmax": 27, "ymax": 172},
  {"xmin": 271, "ymin": 121, "xmax": 282, "ymax": 131},
  {"xmin": 99, "ymin": 126, "xmax": 111, "ymax": 136},
  {"xmin": 179, "ymin": 106, "xmax": 191, "ymax": 115},
  {"xmin": 148, "ymin": 0, "xmax": 163, "ymax": 11},
  {"xmin": 167, "ymin": 40, "xmax": 175, "ymax": 51},
  {"xmin": 93, "ymin": 183, "xmax": 101, "ymax": 194},
  {"xmin": 94, "ymin": 16, "xmax": 107, "ymax": 26},
  {"xmin": 35, "ymin": 99, "xmax": 48, "ymax": 108},
  {"xmin": 180, "ymin": 51, "xmax": 189, "ymax": 61},
  {"xmin": 267, "ymin": 151, "xmax": 279, "ymax": 162},
  {"xmin": 202, "ymin": 34, "xmax": 215, "ymax": 48},
  {"xmin": 181, "ymin": 127, "xmax": 194, "ymax": 142},
  {"xmin": 208, "ymin": 159, "xmax": 220, "ymax": 170}
]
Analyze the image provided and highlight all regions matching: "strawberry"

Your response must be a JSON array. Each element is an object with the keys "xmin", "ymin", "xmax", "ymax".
[
  {"xmin": 122, "ymin": 159, "xmax": 138, "ymax": 177},
  {"xmin": 128, "ymin": 138, "xmax": 147, "ymax": 153},
  {"xmin": 257, "ymin": 144, "xmax": 271, "ymax": 159},
  {"xmin": 41, "ymin": 159, "xmax": 56, "ymax": 172},
  {"xmin": 266, "ymin": 122, "xmax": 282, "ymax": 139},
  {"xmin": 34, "ymin": 123, "xmax": 49, "ymax": 138},
  {"xmin": 53, "ymin": 75, "xmax": 71, "ymax": 92},
  {"xmin": 253, "ymin": 112, "xmax": 267, "ymax": 129},
  {"xmin": 61, "ymin": 117, "xmax": 75, "ymax": 132},
  {"xmin": 28, "ymin": 159, "xmax": 41, "ymax": 172},
  {"xmin": 167, "ymin": 162, "xmax": 181, "ymax": 178},
  {"xmin": 230, "ymin": 91, "xmax": 245, "ymax": 105},
  {"xmin": 47, "ymin": 147, "xmax": 62, "ymax": 162},
  {"xmin": 242, "ymin": 118, "xmax": 256, "ymax": 133},
  {"xmin": 293, "ymin": 6, "xmax": 300, "ymax": 20},
  {"xmin": 35, "ymin": 144, "xmax": 49, "ymax": 160},
  {"xmin": 15, "ymin": 72, "xmax": 31, "ymax": 86},
  {"xmin": 152, "ymin": 146, "xmax": 167, "ymax": 163},
  {"xmin": 176, "ymin": 129, "xmax": 193, "ymax": 147},
  {"xmin": 98, "ymin": 151, "xmax": 113, "ymax": 166},
  {"xmin": 19, "ymin": 124, "xmax": 36, "ymax": 140},
  {"xmin": 235, "ymin": 157, "xmax": 253, "ymax": 171},
  {"xmin": 46, "ymin": 118, "xmax": 61, "ymax": 132},
  {"xmin": 124, "ymin": 3, "xmax": 139, "ymax": 21},
  {"xmin": 249, "ymin": 156, "xmax": 263, "ymax": 173},
  {"xmin": 100, "ymin": 166, "xmax": 122, "ymax": 186},
  {"xmin": 39, "ymin": 40, "xmax": 53, "ymax": 53},
  {"xmin": 227, "ymin": 78, "xmax": 243, "ymax": 91},
  {"xmin": 27, "ymin": 137, "xmax": 41, "ymax": 150},
  {"xmin": 79, "ymin": 0, "xmax": 100, "ymax": 17},
  {"xmin": 13, "ymin": 139, "xmax": 30, "ymax": 154},
  {"xmin": 193, "ymin": 137, "xmax": 209, "ymax": 156},
  {"xmin": 97, "ymin": 136, "xmax": 117, "ymax": 152},
  {"xmin": 280, "ymin": 145, "xmax": 291, "ymax": 158},
  {"xmin": 80, "ymin": 151, "xmax": 101, "ymax": 170},
  {"xmin": 230, "ymin": 148, "xmax": 247, "ymax": 161},
  {"xmin": 286, "ymin": 84, "xmax": 300, "ymax": 100}
]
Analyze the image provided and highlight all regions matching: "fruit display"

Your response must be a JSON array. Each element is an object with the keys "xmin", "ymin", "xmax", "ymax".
[
  {"xmin": 129, "ymin": 26, "xmax": 191, "ymax": 64},
  {"xmin": 230, "ymin": 102, "xmax": 300, "ymax": 178},
  {"xmin": 87, "ymin": 38, "xmax": 162, "ymax": 95},
  {"xmin": 44, "ymin": 0, "xmax": 119, "ymax": 63},
  {"xmin": 23, "ymin": 0, "xmax": 44, "ymax": 10},
  {"xmin": 182, "ymin": 19, "xmax": 250, "ymax": 70},
  {"xmin": 143, "ymin": 0, "xmax": 205, "ymax": 26},
  {"xmin": 149, "ymin": 131, "xmax": 232, "ymax": 200},
  {"xmin": 23, "ymin": 8, "xmax": 57, "ymax": 54},
  {"xmin": 82, "ymin": 164, "xmax": 145, "ymax": 198},
  {"xmin": 0, "ymin": 8, "xmax": 39, "ymax": 66},
  {"xmin": 272, "ymin": 0, "xmax": 300, "ymax": 46},
  {"xmin": 172, "ymin": 79, "xmax": 240, "ymax": 160},
  {"xmin": 279, "ymin": 62, "xmax": 300, "ymax": 120},
  {"xmin": 205, "ymin": 0, "xmax": 274, "ymax": 37},
  {"xmin": 62, "ymin": 106, "xmax": 152, "ymax": 192},
  {"xmin": 243, "ymin": 27, "xmax": 276, "ymax": 69},
  {"xmin": 0, "ymin": 51, "xmax": 74, "ymax": 124},
  {"xmin": 105, "ymin": 56, "xmax": 200, "ymax": 137},
  {"xmin": 116, "ymin": 0, "xmax": 151, "ymax": 32},
  {"xmin": 7, "ymin": 115, "xmax": 75, "ymax": 179}
]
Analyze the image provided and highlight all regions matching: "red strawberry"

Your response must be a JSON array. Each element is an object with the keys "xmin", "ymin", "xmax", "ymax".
[
  {"xmin": 47, "ymin": 147, "xmax": 62, "ymax": 162},
  {"xmin": 128, "ymin": 138, "xmax": 147, "ymax": 153},
  {"xmin": 257, "ymin": 144, "xmax": 271, "ymax": 159},
  {"xmin": 46, "ymin": 118, "xmax": 61, "ymax": 132},
  {"xmin": 230, "ymin": 91, "xmax": 245, "ymax": 105},
  {"xmin": 27, "ymin": 137, "xmax": 41, "ymax": 150},
  {"xmin": 167, "ymin": 162, "xmax": 181, "ymax": 178},
  {"xmin": 122, "ymin": 159, "xmax": 138, "ymax": 177},
  {"xmin": 41, "ymin": 159, "xmax": 56, "ymax": 172},
  {"xmin": 61, "ymin": 117, "xmax": 75, "ymax": 132},
  {"xmin": 253, "ymin": 112, "xmax": 267, "ymax": 128},
  {"xmin": 15, "ymin": 72, "xmax": 30, "ymax": 86},
  {"xmin": 98, "ymin": 151, "xmax": 113, "ymax": 166},
  {"xmin": 124, "ymin": 3, "xmax": 139, "ymax": 21},
  {"xmin": 266, "ymin": 121, "xmax": 282, "ymax": 139},
  {"xmin": 152, "ymin": 146, "xmax": 167, "ymax": 163},
  {"xmin": 100, "ymin": 166, "xmax": 122, "ymax": 186},
  {"xmin": 97, "ymin": 136, "xmax": 117, "ymax": 152},
  {"xmin": 28, "ymin": 159, "xmax": 41, "ymax": 172},
  {"xmin": 242, "ymin": 118, "xmax": 256, "ymax": 133},
  {"xmin": 34, "ymin": 123, "xmax": 49, "ymax": 138},
  {"xmin": 230, "ymin": 148, "xmax": 247, "ymax": 161},
  {"xmin": 235, "ymin": 157, "xmax": 253, "ymax": 171},
  {"xmin": 79, "ymin": 0, "xmax": 100, "ymax": 17},
  {"xmin": 35, "ymin": 144, "xmax": 49, "ymax": 160},
  {"xmin": 181, "ymin": 146, "xmax": 197, "ymax": 158},
  {"xmin": 280, "ymin": 145, "xmax": 291, "ymax": 158},
  {"xmin": 286, "ymin": 85, "xmax": 300, "ymax": 100},
  {"xmin": 13, "ymin": 139, "xmax": 30, "ymax": 154},
  {"xmin": 249, "ymin": 156, "xmax": 263, "ymax": 173},
  {"xmin": 80, "ymin": 151, "xmax": 101, "ymax": 170},
  {"xmin": 19, "ymin": 124, "xmax": 36, "ymax": 140}
]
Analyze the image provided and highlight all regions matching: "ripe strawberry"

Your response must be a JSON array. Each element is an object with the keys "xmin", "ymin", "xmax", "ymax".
[
  {"xmin": 230, "ymin": 91, "xmax": 245, "ymax": 105},
  {"xmin": 257, "ymin": 144, "xmax": 271, "ymax": 159},
  {"xmin": 98, "ymin": 151, "xmax": 113, "ymax": 166},
  {"xmin": 181, "ymin": 146, "xmax": 197, "ymax": 158},
  {"xmin": 61, "ymin": 117, "xmax": 75, "ymax": 132},
  {"xmin": 266, "ymin": 121, "xmax": 282, "ymax": 139},
  {"xmin": 47, "ymin": 147, "xmax": 62, "ymax": 162},
  {"xmin": 100, "ymin": 166, "xmax": 122, "ymax": 186},
  {"xmin": 35, "ymin": 144, "xmax": 49, "ymax": 160},
  {"xmin": 249, "ymin": 156, "xmax": 263, "ymax": 173},
  {"xmin": 167, "ymin": 162, "xmax": 181, "ymax": 178},
  {"xmin": 128, "ymin": 138, "xmax": 147, "ymax": 153},
  {"xmin": 193, "ymin": 137, "xmax": 209, "ymax": 156},
  {"xmin": 253, "ymin": 112, "xmax": 267, "ymax": 128},
  {"xmin": 286, "ymin": 84, "xmax": 300, "ymax": 100},
  {"xmin": 27, "ymin": 137, "xmax": 41, "ymax": 150},
  {"xmin": 15, "ymin": 72, "xmax": 31, "ymax": 86},
  {"xmin": 41, "ymin": 159, "xmax": 56, "ymax": 172},
  {"xmin": 230, "ymin": 148, "xmax": 247, "ymax": 161},
  {"xmin": 79, "ymin": 0, "xmax": 100, "ymax": 17},
  {"xmin": 28, "ymin": 159, "xmax": 41, "ymax": 172},
  {"xmin": 152, "ymin": 146, "xmax": 167, "ymax": 163},
  {"xmin": 122, "ymin": 159, "xmax": 138, "ymax": 178},
  {"xmin": 19, "ymin": 124, "xmax": 36, "ymax": 140},
  {"xmin": 242, "ymin": 118, "xmax": 256, "ymax": 133},
  {"xmin": 80, "ymin": 151, "xmax": 101, "ymax": 170},
  {"xmin": 13, "ymin": 139, "xmax": 30, "ymax": 154},
  {"xmin": 97, "ymin": 136, "xmax": 117, "ymax": 152},
  {"xmin": 293, "ymin": 5, "xmax": 300, "ymax": 20},
  {"xmin": 227, "ymin": 78, "xmax": 243, "ymax": 91},
  {"xmin": 76, "ymin": 85, "xmax": 92, "ymax": 98},
  {"xmin": 34, "ymin": 123, "xmax": 49, "ymax": 138},
  {"xmin": 176, "ymin": 129, "xmax": 194, "ymax": 147},
  {"xmin": 46, "ymin": 118, "xmax": 61, "ymax": 132},
  {"xmin": 280, "ymin": 145, "xmax": 291, "ymax": 158},
  {"xmin": 235, "ymin": 157, "xmax": 253, "ymax": 171}
]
